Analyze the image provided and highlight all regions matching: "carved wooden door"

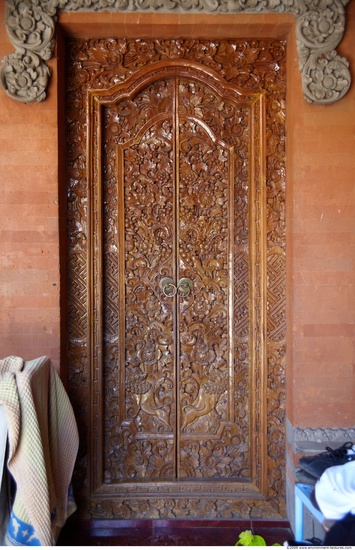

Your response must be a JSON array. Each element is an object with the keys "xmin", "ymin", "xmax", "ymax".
[
  {"xmin": 67, "ymin": 39, "xmax": 286, "ymax": 519},
  {"xmin": 103, "ymin": 72, "xmax": 243, "ymax": 482},
  {"xmin": 101, "ymin": 66, "xmax": 258, "ymax": 488}
]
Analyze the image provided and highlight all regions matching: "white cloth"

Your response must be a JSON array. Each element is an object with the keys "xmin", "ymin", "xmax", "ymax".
[
  {"xmin": 0, "ymin": 406, "xmax": 7, "ymax": 492},
  {"xmin": 0, "ymin": 356, "xmax": 79, "ymax": 546},
  {"xmin": 0, "ymin": 405, "xmax": 10, "ymax": 545},
  {"xmin": 315, "ymin": 460, "xmax": 355, "ymax": 520}
]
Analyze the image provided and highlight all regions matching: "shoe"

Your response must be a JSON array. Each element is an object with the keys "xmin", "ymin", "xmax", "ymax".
[
  {"xmin": 283, "ymin": 537, "xmax": 324, "ymax": 546},
  {"xmin": 295, "ymin": 468, "xmax": 318, "ymax": 485},
  {"xmin": 299, "ymin": 441, "xmax": 355, "ymax": 479}
]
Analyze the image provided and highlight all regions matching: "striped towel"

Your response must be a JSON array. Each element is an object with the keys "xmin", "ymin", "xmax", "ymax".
[{"xmin": 0, "ymin": 356, "xmax": 79, "ymax": 546}]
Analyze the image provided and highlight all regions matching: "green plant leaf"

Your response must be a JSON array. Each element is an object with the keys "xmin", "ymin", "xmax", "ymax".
[
  {"xmin": 235, "ymin": 530, "xmax": 267, "ymax": 546},
  {"xmin": 236, "ymin": 530, "xmax": 254, "ymax": 546},
  {"xmin": 251, "ymin": 535, "xmax": 267, "ymax": 546}
]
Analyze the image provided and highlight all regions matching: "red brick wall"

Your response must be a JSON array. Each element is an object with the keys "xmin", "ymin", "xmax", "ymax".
[
  {"xmin": 286, "ymin": 2, "xmax": 355, "ymax": 428},
  {"xmin": 0, "ymin": 1, "xmax": 61, "ymax": 369},
  {"xmin": 0, "ymin": 3, "xmax": 354, "ymax": 426}
]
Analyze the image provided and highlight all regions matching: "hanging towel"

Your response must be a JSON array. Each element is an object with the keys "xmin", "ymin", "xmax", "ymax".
[{"xmin": 0, "ymin": 356, "xmax": 79, "ymax": 546}]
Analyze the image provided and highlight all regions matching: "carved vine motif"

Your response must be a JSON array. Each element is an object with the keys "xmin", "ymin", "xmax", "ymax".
[
  {"xmin": 102, "ymin": 77, "xmax": 255, "ymax": 482},
  {"xmin": 87, "ymin": 495, "xmax": 283, "ymax": 520},
  {"xmin": 0, "ymin": 0, "xmax": 351, "ymax": 104},
  {"xmin": 177, "ymin": 85, "xmax": 251, "ymax": 478},
  {"xmin": 104, "ymin": 97, "xmax": 177, "ymax": 480},
  {"xmin": 67, "ymin": 38, "xmax": 286, "ymax": 518}
]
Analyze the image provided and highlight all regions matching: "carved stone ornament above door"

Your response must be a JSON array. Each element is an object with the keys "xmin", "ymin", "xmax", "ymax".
[{"xmin": 0, "ymin": 0, "xmax": 351, "ymax": 105}]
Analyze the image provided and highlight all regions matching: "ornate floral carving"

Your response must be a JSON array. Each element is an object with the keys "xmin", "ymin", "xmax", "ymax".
[
  {"xmin": 5, "ymin": 0, "xmax": 56, "ymax": 59},
  {"xmin": 0, "ymin": 49, "xmax": 50, "ymax": 103},
  {"xmin": 85, "ymin": 495, "xmax": 283, "ymax": 520},
  {"xmin": 66, "ymin": 37, "xmax": 286, "ymax": 519},
  {"xmin": 294, "ymin": 426, "xmax": 355, "ymax": 445},
  {"xmin": 0, "ymin": 0, "xmax": 351, "ymax": 104},
  {"xmin": 296, "ymin": 5, "xmax": 351, "ymax": 103},
  {"xmin": 0, "ymin": 0, "xmax": 55, "ymax": 102}
]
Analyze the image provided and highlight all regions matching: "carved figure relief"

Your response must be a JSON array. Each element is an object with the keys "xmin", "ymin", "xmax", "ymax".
[{"xmin": 67, "ymin": 38, "xmax": 286, "ymax": 519}]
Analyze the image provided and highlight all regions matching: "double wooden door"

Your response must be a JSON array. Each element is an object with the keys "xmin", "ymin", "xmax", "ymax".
[
  {"xmin": 102, "ymin": 70, "xmax": 250, "ymax": 483},
  {"xmin": 66, "ymin": 38, "xmax": 286, "ymax": 519}
]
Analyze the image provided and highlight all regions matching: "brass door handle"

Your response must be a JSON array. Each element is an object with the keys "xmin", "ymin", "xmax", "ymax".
[
  {"xmin": 159, "ymin": 277, "xmax": 177, "ymax": 297},
  {"xmin": 177, "ymin": 277, "xmax": 193, "ymax": 297},
  {"xmin": 159, "ymin": 277, "xmax": 193, "ymax": 298}
]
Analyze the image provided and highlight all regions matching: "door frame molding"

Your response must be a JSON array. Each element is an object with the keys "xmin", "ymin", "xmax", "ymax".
[
  {"xmin": 0, "ymin": 0, "xmax": 351, "ymax": 105},
  {"xmin": 65, "ymin": 34, "xmax": 287, "ymax": 518},
  {"xmin": 88, "ymin": 60, "xmax": 267, "ymax": 500}
]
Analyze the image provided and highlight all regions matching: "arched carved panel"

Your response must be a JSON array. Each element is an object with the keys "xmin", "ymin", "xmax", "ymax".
[{"xmin": 66, "ymin": 38, "xmax": 286, "ymax": 518}]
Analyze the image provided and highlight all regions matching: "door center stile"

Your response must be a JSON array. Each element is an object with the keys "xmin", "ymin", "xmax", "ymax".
[{"xmin": 173, "ymin": 76, "xmax": 181, "ymax": 480}]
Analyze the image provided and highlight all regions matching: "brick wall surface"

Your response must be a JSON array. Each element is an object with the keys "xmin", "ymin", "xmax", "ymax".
[
  {"xmin": 0, "ymin": 2, "xmax": 61, "ymax": 369},
  {"xmin": 0, "ymin": 2, "xmax": 354, "ymax": 426},
  {"xmin": 286, "ymin": 1, "xmax": 355, "ymax": 427}
]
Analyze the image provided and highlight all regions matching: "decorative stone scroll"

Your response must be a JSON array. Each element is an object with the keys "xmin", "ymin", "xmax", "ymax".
[{"xmin": 0, "ymin": 0, "xmax": 351, "ymax": 105}]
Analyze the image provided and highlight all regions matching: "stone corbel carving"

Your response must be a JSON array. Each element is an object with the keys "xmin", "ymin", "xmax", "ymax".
[{"xmin": 0, "ymin": 0, "xmax": 351, "ymax": 104}]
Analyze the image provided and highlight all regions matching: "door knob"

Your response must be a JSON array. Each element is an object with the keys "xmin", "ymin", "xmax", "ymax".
[
  {"xmin": 159, "ymin": 277, "xmax": 177, "ymax": 297},
  {"xmin": 177, "ymin": 277, "xmax": 193, "ymax": 297}
]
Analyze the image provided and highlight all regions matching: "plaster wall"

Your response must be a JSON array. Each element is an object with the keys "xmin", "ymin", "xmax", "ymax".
[{"xmin": 0, "ymin": 2, "xmax": 354, "ymax": 430}]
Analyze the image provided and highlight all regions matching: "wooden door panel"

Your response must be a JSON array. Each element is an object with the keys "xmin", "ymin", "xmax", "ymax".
[
  {"xmin": 104, "ymin": 75, "xmax": 252, "ymax": 483},
  {"xmin": 177, "ymin": 81, "xmax": 248, "ymax": 478},
  {"xmin": 121, "ymin": 118, "xmax": 176, "ymax": 437},
  {"xmin": 104, "ymin": 83, "xmax": 177, "ymax": 481},
  {"xmin": 66, "ymin": 39, "xmax": 286, "ymax": 519},
  {"xmin": 99, "ymin": 66, "xmax": 258, "ymax": 489},
  {"xmin": 178, "ymin": 122, "xmax": 234, "ymax": 477}
]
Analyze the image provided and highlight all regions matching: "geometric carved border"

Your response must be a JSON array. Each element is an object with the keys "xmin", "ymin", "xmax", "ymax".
[{"xmin": 0, "ymin": 0, "xmax": 351, "ymax": 105}]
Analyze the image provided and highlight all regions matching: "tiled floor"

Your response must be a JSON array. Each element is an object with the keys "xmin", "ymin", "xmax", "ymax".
[{"xmin": 57, "ymin": 518, "xmax": 294, "ymax": 546}]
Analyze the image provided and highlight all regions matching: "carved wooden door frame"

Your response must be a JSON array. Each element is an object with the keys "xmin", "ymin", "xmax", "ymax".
[
  {"xmin": 90, "ymin": 58, "xmax": 266, "ymax": 488},
  {"xmin": 66, "ymin": 37, "xmax": 286, "ymax": 520}
]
